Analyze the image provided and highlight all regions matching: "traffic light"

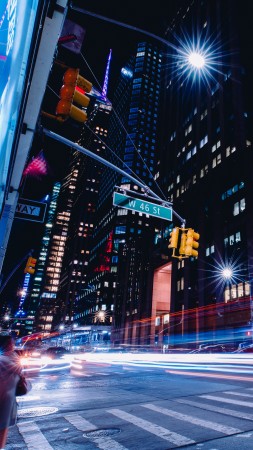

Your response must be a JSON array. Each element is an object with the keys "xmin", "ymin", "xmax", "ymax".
[
  {"xmin": 184, "ymin": 228, "xmax": 200, "ymax": 257},
  {"xmin": 168, "ymin": 227, "xmax": 179, "ymax": 249},
  {"xmin": 55, "ymin": 68, "xmax": 92, "ymax": 123},
  {"xmin": 24, "ymin": 257, "xmax": 37, "ymax": 274},
  {"xmin": 179, "ymin": 230, "xmax": 187, "ymax": 255}
]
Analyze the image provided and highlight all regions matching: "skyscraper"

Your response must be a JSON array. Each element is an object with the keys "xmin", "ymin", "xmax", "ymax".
[
  {"xmin": 23, "ymin": 182, "xmax": 61, "ymax": 334},
  {"xmin": 76, "ymin": 40, "xmax": 164, "ymax": 345}
]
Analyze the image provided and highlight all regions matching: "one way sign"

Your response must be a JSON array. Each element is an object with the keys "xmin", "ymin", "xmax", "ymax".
[{"xmin": 15, "ymin": 198, "xmax": 47, "ymax": 223}]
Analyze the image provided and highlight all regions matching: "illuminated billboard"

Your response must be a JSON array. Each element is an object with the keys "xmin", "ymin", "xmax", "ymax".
[{"xmin": 0, "ymin": 0, "xmax": 40, "ymax": 215}]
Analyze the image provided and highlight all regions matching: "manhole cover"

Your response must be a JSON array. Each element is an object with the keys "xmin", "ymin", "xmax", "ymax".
[
  {"xmin": 84, "ymin": 428, "xmax": 121, "ymax": 438},
  {"xmin": 18, "ymin": 406, "xmax": 58, "ymax": 418}
]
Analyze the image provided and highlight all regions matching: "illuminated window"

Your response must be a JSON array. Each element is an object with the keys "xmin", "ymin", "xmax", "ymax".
[
  {"xmin": 245, "ymin": 283, "xmax": 250, "ymax": 296},
  {"xmin": 200, "ymin": 135, "xmax": 208, "ymax": 148},
  {"xmin": 233, "ymin": 198, "xmax": 246, "ymax": 216},
  {"xmin": 185, "ymin": 124, "xmax": 192, "ymax": 136},
  {"xmin": 224, "ymin": 287, "xmax": 230, "ymax": 302},
  {"xmin": 164, "ymin": 314, "xmax": 170, "ymax": 324},
  {"xmin": 200, "ymin": 165, "xmax": 208, "ymax": 178},
  {"xmin": 206, "ymin": 245, "xmax": 215, "ymax": 256},
  {"xmin": 155, "ymin": 316, "xmax": 160, "ymax": 326},
  {"xmin": 212, "ymin": 154, "xmax": 221, "ymax": 168}
]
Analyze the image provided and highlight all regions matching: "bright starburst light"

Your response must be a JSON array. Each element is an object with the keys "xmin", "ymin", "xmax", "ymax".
[
  {"xmin": 222, "ymin": 267, "xmax": 233, "ymax": 280},
  {"xmin": 94, "ymin": 309, "xmax": 110, "ymax": 323},
  {"xmin": 188, "ymin": 52, "xmax": 205, "ymax": 69},
  {"xmin": 165, "ymin": 27, "xmax": 230, "ymax": 91},
  {"xmin": 200, "ymin": 251, "xmax": 247, "ymax": 300}
]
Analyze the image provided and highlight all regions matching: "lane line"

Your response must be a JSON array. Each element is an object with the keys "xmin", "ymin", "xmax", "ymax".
[
  {"xmin": 17, "ymin": 421, "xmax": 53, "ymax": 450},
  {"xmin": 108, "ymin": 408, "xmax": 195, "ymax": 446},
  {"xmin": 142, "ymin": 403, "xmax": 241, "ymax": 435},
  {"xmin": 175, "ymin": 398, "xmax": 253, "ymax": 421}
]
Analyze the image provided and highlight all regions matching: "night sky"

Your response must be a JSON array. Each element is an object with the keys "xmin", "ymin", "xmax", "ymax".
[{"xmin": 69, "ymin": 1, "xmax": 179, "ymax": 95}]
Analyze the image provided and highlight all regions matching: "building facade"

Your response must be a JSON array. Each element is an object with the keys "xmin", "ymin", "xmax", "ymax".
[{"xmin": 154, "ymin": 0, "xmax": 253, "ymax": 347}]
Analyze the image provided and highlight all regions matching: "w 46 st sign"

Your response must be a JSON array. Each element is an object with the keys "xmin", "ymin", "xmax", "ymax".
[{"xmin": 113, "ymin": 192, "xmax": 172, "ymax": 221}]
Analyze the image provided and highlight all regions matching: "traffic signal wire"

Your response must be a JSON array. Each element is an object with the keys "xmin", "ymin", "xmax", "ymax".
[{"xmin": 79, "ymin": 52, "xmax": 168, "ymax": 203}]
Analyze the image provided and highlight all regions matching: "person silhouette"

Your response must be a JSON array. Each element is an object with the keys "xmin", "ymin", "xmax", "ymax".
[{"xmin": 0, "ymin": 334, "xmax": 22, "ymax": 449}]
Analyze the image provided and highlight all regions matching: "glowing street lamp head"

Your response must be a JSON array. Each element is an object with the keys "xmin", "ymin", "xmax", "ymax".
[
  {"xmin": 202, "ymin": 251, "xmax": 246, "ymax": 302},
  {"xmin": 97, "ymin": 311, "xmax": 105, "ymax": 320},
  {"xmin": 167, "ymin": 28, "xmax": 227, "ymax": 91},
  {"xmin": 222, "ymin": 267, "xmax": 233, "ymax": 280},
  {"xmin": 188, "ymin": 52, "xmax": 205, "ymax": 69}
]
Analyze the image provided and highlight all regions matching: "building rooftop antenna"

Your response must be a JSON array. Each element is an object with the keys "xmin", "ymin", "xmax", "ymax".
[{"xmin": 102, "ymin": 49, "xmax": 112, "ymax": 99}]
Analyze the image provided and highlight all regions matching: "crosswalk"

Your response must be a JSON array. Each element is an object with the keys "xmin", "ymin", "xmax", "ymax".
[{"xmin": 10, "ymin": 386, "xmax": 253, "ymax": 449}]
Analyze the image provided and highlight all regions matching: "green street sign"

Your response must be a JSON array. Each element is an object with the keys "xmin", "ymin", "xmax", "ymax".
[{"xmin": 113, "ymin": 192, "xmax": 172, "ymax": 221}]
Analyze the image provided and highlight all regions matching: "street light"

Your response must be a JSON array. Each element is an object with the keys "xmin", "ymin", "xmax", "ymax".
[
  {"xmin": 221, "ymin": 267, "xmax": 233, "ymax": 280},
  {"xmin": 96, "ymin": 311, "xmax": 105, "ymax": 323},
  {"xmin": 188, "ymin": 52, "xmax": 205, "ymax": 69}
]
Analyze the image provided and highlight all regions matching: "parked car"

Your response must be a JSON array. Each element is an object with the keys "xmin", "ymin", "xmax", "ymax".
[{"xmin": 43, "ymin": 346, "xmax": 69, "ymax": 359}]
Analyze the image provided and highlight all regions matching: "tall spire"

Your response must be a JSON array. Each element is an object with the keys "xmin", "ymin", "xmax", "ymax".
[{"xmin": 102, "ymin": 49, "xmax": 112, "ymax": 99}]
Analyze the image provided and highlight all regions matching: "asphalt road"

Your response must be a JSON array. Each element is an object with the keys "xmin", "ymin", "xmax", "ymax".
[{"xmin": 6, "ymin": 353, "xmax": 253, "ymax": 449}]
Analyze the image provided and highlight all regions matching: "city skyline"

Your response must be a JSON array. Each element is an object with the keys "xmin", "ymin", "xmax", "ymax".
[
  {"xmin": 1, "ymin": 0, "xmax": 253, "ymax": 348},
  {"xmin": 0, "ymin": 2, "xmax": 177, "ymax": 311}
]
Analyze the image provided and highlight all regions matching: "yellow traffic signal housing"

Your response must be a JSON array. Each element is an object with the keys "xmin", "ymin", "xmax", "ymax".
[
  {"xmin": 184, "ymin": 228, "xmax": 200, "ymax": 257},
  {"xmin": 179, "ymin": 231, "xmax": 187, "ymax": 255},
  {"xmin": 55, "ymin": 68, "xmax": 92, "ymax": 123},
  {"xmin": 168, "ymin": 227, "xmax": 179, "ymax": 249},
  {"xmin": 24, "ymin": 257, "xmax": 37, "ymax": 274}
]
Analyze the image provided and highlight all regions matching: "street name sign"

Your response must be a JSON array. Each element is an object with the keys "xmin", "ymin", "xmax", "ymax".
[
  {"xmin": 15, "ymin": 198, "xmax": 47, "ymax": 223},
  {"xmin": 113, "ymin": 192, "xmax": 172, "ymax": 221}
]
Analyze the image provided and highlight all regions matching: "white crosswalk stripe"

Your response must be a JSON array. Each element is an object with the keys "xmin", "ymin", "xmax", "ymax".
[
  {"xmin": 64, "ymin": 414, "xmax": 97, "ymax": 431},
  {"xmin": 17, "ymin": 421, "xmax": 54, "ymax": 450},
  {"xmin": 224, "ymin": 390, "xmax": 253, "ymax": 398},
  {"xmin": 175, "ymin": 398, "xmax": 253, "ymax": 421},
  {"xmin": 200, "ymin": 394, "xmax": 253, "ymax": 407},
  {"xmin": 108, "ymin": 408, "xmax": 195, "ymax": 446},
  {"xmin": 142, "ymin": 403, "xmax": 242, "ymax": 434}
]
